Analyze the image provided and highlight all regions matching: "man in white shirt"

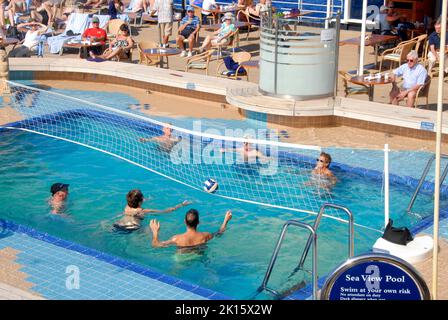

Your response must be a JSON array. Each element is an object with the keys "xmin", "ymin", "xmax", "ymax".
[
  {"xmin": 151, "ymin": 0, "xmax": 173, "ymax": 47},
  {"xmin": 389, "ymin": 50, "xmax": 428, "ymax": 107},
  {"xmin": 9, "ymin": 19, "xmax": 47, "ymax": 57}
]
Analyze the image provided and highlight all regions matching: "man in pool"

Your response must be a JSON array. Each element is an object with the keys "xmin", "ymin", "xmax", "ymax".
[
  {"xmin": 113, "ymin": 189, "xmax": 191, "ymax": 231},
  {"xmin": 139, "ymin": 123, "xmax": 181, "ymax": 152},
  {"xmin": 307, "ymin": 152, "xmax": 337, "ymax": 188},
  {"xmin": 49, "ymin": 183, "xmax": 69, "ymax": 214},
  {"xmin": 220, "ymin": 137, "xmax": 270, "ymax": 164},
  {"xmin": 149, "ymin": 209, "xmax": 232, "ymax": 248}
]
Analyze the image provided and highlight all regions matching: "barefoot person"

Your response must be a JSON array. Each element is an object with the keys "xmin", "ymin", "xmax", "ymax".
[
  {"xmin": 89, "ymin": 24, "xmax": 133, "ymax": 61},
  {"xmin": 114, "ymin": 189, "xmax": 191, "ymax": 231},
  {"xmin": 150, "ymin": 209, "xmax": 232, "ymax": 247}
]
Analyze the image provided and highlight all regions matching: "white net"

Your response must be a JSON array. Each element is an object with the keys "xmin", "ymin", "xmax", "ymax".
[{"xmin": 1, "ymin": 81, "xmax": 340, "ymax": 218}]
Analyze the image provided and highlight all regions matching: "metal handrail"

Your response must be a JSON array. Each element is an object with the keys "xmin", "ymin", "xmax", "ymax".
[
  {"xmin": 407, "ymin": 154, "xmax": 448, "ymax": 213},
  {"xmin": 296, "ymin": 203, "xmax": 354, "ymax": 272},
  {"xmin": 258, "ymin": 219, "xmax": 318, "ymax": 300}
]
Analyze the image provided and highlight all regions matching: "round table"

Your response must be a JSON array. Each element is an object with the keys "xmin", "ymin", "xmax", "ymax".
[
  {"xmin": 240, "ymin": 60, "xmax": 259, "ymax": 81},
  {"xmin": 143, "ymin": 47, "xmax": 181, "ymax": 68},
  {"xmin": 62, "ymin": 41, "xmax": 104, "ymax": 58},
  {"xmin": 350, "ymin": 74, "xmax": 393, "ymax": 101}
]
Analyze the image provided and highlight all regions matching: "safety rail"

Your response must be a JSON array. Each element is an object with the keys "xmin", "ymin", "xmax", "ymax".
[
  {"xmin": 258, "ymin": 219, "xmax": 318, "ymax": 299},
  {"xmin": 407, "ymin": 154, "xmax": 448, "ymax": 213},
  {"xmin": 257, "ymin": 203, "xmax": 354, "ymax": 300}
]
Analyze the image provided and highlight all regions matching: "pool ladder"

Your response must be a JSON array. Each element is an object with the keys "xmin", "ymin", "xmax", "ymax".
[
  {"xmin": 407, "ymin": 154, "xmax": 448, "ymax": 213},
  {"xmin": 257, "ymin": 203, "xmax": 354, "ymax": 300}
]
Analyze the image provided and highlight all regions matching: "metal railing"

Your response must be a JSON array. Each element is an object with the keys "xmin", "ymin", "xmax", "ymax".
[
  {"xmin": 407, "ymin": 154, "xmax": 448, "ymax": 213},
  {"xmin": 257, "ymin": 203, "xmax": 354, "ymax": 300},
  {"xmin": 258, "ymin": 219, "xmax": 318, "ymax": 299}
]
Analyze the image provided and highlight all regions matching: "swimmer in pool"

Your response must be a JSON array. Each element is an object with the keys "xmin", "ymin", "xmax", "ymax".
[
  {"xmin": 220, "ymin": 137, "xmax": 270, "ymax": 164},
  {"xmin": 139, "ymin": 124, "xmax": 181, "ymax": 152},
  {"xmin": 48, "ymin": 183, "xmax": 69, "ymax": 214},
  {"xmin": 305, "ymin": 152, "xmax": 337, "ymax": 190},
  {"xmin": 113, "ymin": 189, "xmax": 192, "ymax": 231},
  {"xmin": 150, "ymin": 209, "xmax": 232, "ymax": 248}
]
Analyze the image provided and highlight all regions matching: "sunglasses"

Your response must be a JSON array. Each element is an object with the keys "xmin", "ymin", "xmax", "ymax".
[
  {"xmin": 316, "ymin": 158, "xmax": 326, "ymax": 163},
  {"xmin": 407, "ymin": 59, "xmax": 415, "ymax": 62}
]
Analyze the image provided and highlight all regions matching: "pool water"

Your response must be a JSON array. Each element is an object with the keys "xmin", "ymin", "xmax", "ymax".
[{"xmin": 0, "ymin": 124, "xmax": 440, "ymax": 299}]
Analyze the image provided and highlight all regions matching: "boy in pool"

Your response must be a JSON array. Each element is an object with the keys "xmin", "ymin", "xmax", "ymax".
[
  {"xmin": 150, "ymin": 208, "xmax": 232, "ymax": 248},
  {"xmin": 113, "ymin": 189, "xmax": 191, "ymax": 231},
  {"xmin": 49, "ymin": 183, "xmax": 69, "ymax": 214}
]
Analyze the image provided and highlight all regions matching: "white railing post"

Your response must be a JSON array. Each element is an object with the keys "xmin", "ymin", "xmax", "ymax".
[
  {"xmin": 384, "ymin": 143, "xmax": 390, "ymax": 228},
  {"xmin": 358, "ymin": 0, "xmax": 368, "ymax": 75}
]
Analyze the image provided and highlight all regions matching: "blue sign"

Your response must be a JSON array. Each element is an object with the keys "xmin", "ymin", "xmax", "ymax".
[
  {"xmin": 420, "ymin": 121, "xmax": 435, "ymax": 131},
  {"xmin": 321, "ymin": 253, "xmax": 430, "ymax": 300}
]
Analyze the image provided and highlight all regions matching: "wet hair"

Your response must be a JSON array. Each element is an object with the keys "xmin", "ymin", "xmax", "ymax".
[
  {"xmin": 320, "ymin": 152, "xmax": 332, "ymax": 165},
  {"xmin": 126, "ymin": 189, "xmax": 144, "ymax": 208},
  {"xmin": 185, "ymin": 209, "xmax": 199, "ymax": 229},
  {"xmin": 120, "ymin": 24, "xmax": 129, "ymax": 33}
]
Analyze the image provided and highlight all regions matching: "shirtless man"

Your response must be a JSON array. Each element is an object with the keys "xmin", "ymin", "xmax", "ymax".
[
  {"xmin": 150, "ymin": 209, "xmax": 232, "ymax": 247},
  {"xmin": 139, "ymin": 124, "xmax": 181, "ymax": 152},
  {"xmin": 220, "ymin": 138, "xmax": 269, "ymax": 164}
]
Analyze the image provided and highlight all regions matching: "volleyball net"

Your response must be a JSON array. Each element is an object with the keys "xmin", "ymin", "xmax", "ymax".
[{"xmin": 0, "ymin": 81, "xmax": 345, "ymax": 218}]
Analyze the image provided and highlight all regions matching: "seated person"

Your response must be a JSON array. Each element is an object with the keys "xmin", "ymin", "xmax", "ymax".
[
  {"xmin": 108, "ymin": 0, "xmax": 124, "ymax": 19},
  {"xmin": 113, "ymin": 189, "xmax": 191, "ymax": 231},
  {"xmin": 124, "ymin": 0, "xmax": 146, "ymax": 13},
  {"xmin": 245, "ymin": 0, "xmax": 268, "ymax": 18},
  {"xmin": 48, "ymin": 182, "xmax": 69, "ymax": 214},
  {"xmin": 5, "ymin": 0, "xmax": 29, "ymax": 28},
  {"xmin": 81, "ymin": 16, "xmax": 107, "ymax": 56},
  {"xmin": 389, "ymin": 50, "xmax": 428, "ymax": 108},
  {"xmin": 386, "ymin": 3, "xmax": 402, "ymax": 29},
  {"xmin": 9, "ymin": 19, "xmax": 48, "ymax": 57},
  {"xmin": 83, "ymin": 0, "xmax": 107, "ymax": 9},
  {"xmin": 198, "ymin": 12, "xmax": 235, "ymax": 53},
  {"xmin": 89, "ymin": 23, "xmax": 133, "ymax": 60},
  {"xmin": 139, "ymin": 123, "xmax": 181, "ymax": 152},
  {"xmin": 374, "ymin": 5, "xmax": 393, "ymax": 35},
  {"xmin": 201, "ymin": 0, "xmax": 216, "ymax": 24},
  {"xmin": 30, "ymin": 0, "xmax": 51, "ymax": 26},
  {"xmin": 176, "ymin": 6, "xmax": 200, "ymax": 58},
  {"xmin": 150, "ymin": 208, "xmax": 232, "ymax": 248},
  {"xmin": 427, "ymin": 18, "xmax": 448, "ymax": 75}
]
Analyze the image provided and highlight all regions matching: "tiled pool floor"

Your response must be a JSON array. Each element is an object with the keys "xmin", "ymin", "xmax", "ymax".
[{"xmin": 0, "ymin": 220, "xmax": 229, "ymax": 300}]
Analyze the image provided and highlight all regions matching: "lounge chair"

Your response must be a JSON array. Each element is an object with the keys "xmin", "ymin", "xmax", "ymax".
[{"xmin": 47, "ymin": 13, "xmax": 90, "ymax": 54}]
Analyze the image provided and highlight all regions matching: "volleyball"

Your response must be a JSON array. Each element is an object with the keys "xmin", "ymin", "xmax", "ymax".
[{"xmin": 203, "ymin": 178, "xmax": 218, "ymax": 193}]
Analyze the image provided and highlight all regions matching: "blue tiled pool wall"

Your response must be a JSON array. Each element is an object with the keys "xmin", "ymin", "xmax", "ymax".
[
  {"xmin": 4, "ymin": 107, "xmax": 448, "ymax": 201},
  {"xmin": 0, "ymin": 218, "xmax": 231, "ymax": 300}
]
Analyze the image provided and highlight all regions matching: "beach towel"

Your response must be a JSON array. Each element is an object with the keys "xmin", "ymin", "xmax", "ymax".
[{"xmin": 46, "ymin": 13, "xmax": 90, "ymax": 54}]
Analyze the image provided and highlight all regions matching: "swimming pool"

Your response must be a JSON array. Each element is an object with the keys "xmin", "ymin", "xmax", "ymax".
[{"xmin": 0, "ymin": 81, "xmax": 444, "ymax": 299}]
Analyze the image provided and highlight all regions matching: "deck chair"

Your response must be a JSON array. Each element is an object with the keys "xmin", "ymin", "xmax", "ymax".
[
  {"xmin": 379, "ymin": 40, "xmax": 416, "ymax": 71},
  {"xmin": 216, "ymin": 51, "xmax": 251, "ymax": 80},
  {"xmin": 107, "ymin": 19, "xmax": 126, "ymax": 40},
  {"xmin": 412, "ymin": 34, "xmax": 427, "ymax": 57},
  {"xmin": 212, "ymin": 29, "xmax": 239, "ymax": 59},
  {"xmin": 338, "ymin": 71, "xmax": 369, "ymax": 97},
  {"xmin": 185, "ymin": 49, "xmax": 214, "ymax": 75},
  {"xmin": 236, "ymin": 10, "xmax": 259, "ymax": 41},
  {"xmin": 47, "ymin": 12, "xmax": 90, "ymax": 54},
  {"xmin": 406, "ymin": 75, "xmax": 431, "ymax": 109},
  {"xmin": 137, "ymin": 40, "xmax": 160, "ymax": 66}
]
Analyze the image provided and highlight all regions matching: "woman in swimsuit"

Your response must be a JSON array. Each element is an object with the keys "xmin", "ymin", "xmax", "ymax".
[{"xmin": 89, "ymin": 23, "xmax": 133, "ymax": 60}]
